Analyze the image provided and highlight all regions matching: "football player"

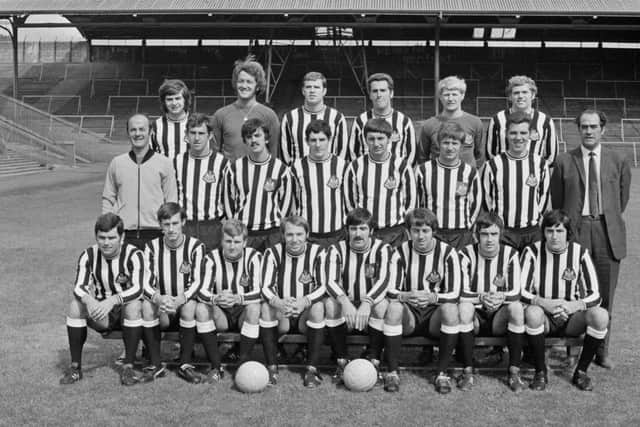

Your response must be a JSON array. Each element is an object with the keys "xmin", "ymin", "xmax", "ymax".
[
  {"xmin": 61, "ymin": 213, "xmax": 148, "ymax": 386},
  {"xmin": 348, "ymin": 73, "xmax": 416, "ymax": 165},
  {"xmin": 415, "ymin": 121, "xmax": 481, "ymax": 250},
  {"xmin": 522, "ymin": 210, "xmax": 609, "ymax": 391},
  {"xmin": 417, "ymin": 76, "xmax": 485, "ymax": 169},
  {"xmin": 344, "ymin": 118, "xmax": 416, "ymax": 247},
  {"xmin": 260, "ymin": 215, "xmax": 327, "ymax": 387},
  {"xmin": 222, "ymin": 118, "xmax": 292, "ymax": 252},
  {"xmin": 280, "ymin": 71, "xmax": 349, "ymax": 163},
  {"xmin": 195, "ymin": 219, "xmax": 262, "ymax": 382},
  {"xmin": 486, "ymin": 75, "xmax": 557, "ymax": 166},
  {"xmin": 458, "ymin": 212, "xmax": 525, "ymax": 392},
  {"xmin": 383, "ymin": 208, "xmax": 461, "ymax": 394},
  {"xmin": 151, "ymin": 79, "xmax": 191, "ymax": 159},
  {"xmin": 290, "ymin": 119, "xmax": 348, "ymax": 248},
  {"xmin": 482, "ymin": 111, "xmax": 550, "ymax": 252},
  {"xmin": 141, "ymin": 202, "xmax": 207, "ymax": 383},
  {"xmin": 174, "ymin": 113, "xmax": 228, "ymax": 251},
  {"xmin": 324, "ymin": 208, "xmax": 395, "ymax": 383}
]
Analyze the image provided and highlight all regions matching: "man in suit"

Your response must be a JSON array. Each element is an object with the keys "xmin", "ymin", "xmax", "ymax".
[{"xmin": 551, "ymin": 109, "xmax": 631, "ymax": 369}]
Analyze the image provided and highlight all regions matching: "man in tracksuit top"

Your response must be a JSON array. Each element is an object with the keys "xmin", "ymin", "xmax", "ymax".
[{"xmin": 103, "ymin": 113, "xmax": 178, "ymax": 250}]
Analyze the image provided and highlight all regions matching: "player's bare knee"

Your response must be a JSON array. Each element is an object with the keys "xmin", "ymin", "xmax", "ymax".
[
  {"xmin": 308, "ymin": 301, "xmax": 324, "ymax": 322},
  {"xmin": 141, "ymin": 299, "xmax": 156, "ymax": 321},
  {"xmin": 122, "ymin": 300, "xmax": 142, "ymax": 320},
  {"xmin": 68, "ymin": 298, "xmax": 87, "ymax": 319},
  {"xmin": 440, "ymin": 303, "xmax": 459, "ymax": 326},
  {"xmin": 195, "ymin": 302, "xmax": 211, "ymax": 322},
  {"xmin": 261, "ymin": 302, "xmax": 277, "ymax": 322},
  {"xmin": 586, "ymin": 306, "xmax": 609, "ymax": 330},
  {"xmin": 507, "ymin": 301, "xmax": 524, "ymax": 325},
  {"xmin": 385, "ymin": 301, "xmax": 404, "ymax": 325},
  {"xmin": 524, "ymin": 305, "xmax": 544, "ymax": 327},
  {"xmin": 180, "ymin": 300, "xmax": 197, "ymax": 321},
  {"xmin": 324, "ymin": 297, "xmax": 340, "ymax": 319},
  {"xmin": 244, "ymin": 303, "xmax": 260, "ymax": 324},
  {"xmin": 372, "ymin": 299, "xmax": 389, "ymax": 319},
  {"xmin": 458, "ymin": 301, "xmax": 475, "ymax": 324}
]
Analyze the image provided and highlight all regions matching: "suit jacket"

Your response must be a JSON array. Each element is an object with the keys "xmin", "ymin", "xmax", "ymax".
[{"xmin": 551, "ymin": 146, "xmax": 631, "ymax": 260}]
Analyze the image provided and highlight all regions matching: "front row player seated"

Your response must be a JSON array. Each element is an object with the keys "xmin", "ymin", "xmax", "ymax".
[
  {"xmin": 522, "ymin": 209, "xmax": 609, "ymax": 391},
  {"xmin": 325, "ymin": 208, "xmax": 395, "ymax": 381},
  {"xmin": 61, "ymin": 213, "xmax": 149, "ymax": 386},
  {"xmin": 260, "ymin": 215, "xmax": 327, "ymax": 387},
  {"xmin": 383, "ymin": 208, "xmax": 461, "ymax": 394},
  {"xmin": 458, "ymin": 212, "xmax": 525, "ymax": 392},
  {"xmin": 141, "ymin": 202, "xmax": 206, "ymax": 383},
  {"xmin": 195, "ymin": 219, "xmax": 263, "ymax": 382}
]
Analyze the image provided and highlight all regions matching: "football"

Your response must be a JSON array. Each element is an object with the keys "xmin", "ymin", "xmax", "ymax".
[
  {"xmin": 235, "ymin": 361, "xmax": 270, "ymax": 393},
  {"xmin": 342, "ymin": 359, "xmax": 378, "ymax": 392}
]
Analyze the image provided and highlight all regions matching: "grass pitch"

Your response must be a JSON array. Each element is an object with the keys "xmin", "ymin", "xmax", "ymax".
[{"xmin": 0, "ymin": 167, "xmax": 639, "ymax": 426}]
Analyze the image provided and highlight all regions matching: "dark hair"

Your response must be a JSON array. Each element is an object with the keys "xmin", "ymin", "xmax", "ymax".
[
  {"xmin": 345, "ymin": 208, "xmax": 376, "ymax": 231},
  {"xmin": 404, "ymin": 208, "xmax": 439, "ymax": 232},
  {"xmin": 281, "ymin": 215, "xmax": 310, "ymax": 234},
  {"xmin": 232, "ymin": 55, "xmax": 267, "ymax": 95},
  {"xmin": 505, "ymin": 110, "xmax": 531, "ymax": 130},
  {"xmin": 158, "ymin": 79, "xmax": 191, "ymax": 114},
  {"xmin": 241, "ymin": 118, "xmax": 270, "ymax": 141},
  {"xmin": 474, "ymin": 211, "xmax": 504, "ymax": 235},
  {"xmin": 305, "ymin": 119, "xmax": 332, "ymax": 141},
  {"xmin": 302, "ymin": 71, "xmax": 327, "ymax": 89},
  {"xmin": 222, "ymin": 219, "xmax": 248, "ymax": 240},
  {"xmin": 186, "ymin": 113, "xmax": 213, "ymax": 134},
  {"xmin": 94, "ymin": 213, "xmax": 124, "ymax": 236},
  {"xmin": 367, "ymin": 72, "xmax": 394, "ymax": 92},
  {"xmin": 575, "ymin": 109, "xmax": 607, "ymax": 128},
  {"xmin": 363, "ymin": 117, "xmax": 393, "ymax": 138},
  {"xmin": 437, "ymin": 121, "xmax": 465, "ymax": 144},
  {"xmin": 540, "ymin": 209, "xmax": 574, "ymax": 243},
  {"xmin": 157, "ymin": 202, "xmax": 186, "ymax": 222}
]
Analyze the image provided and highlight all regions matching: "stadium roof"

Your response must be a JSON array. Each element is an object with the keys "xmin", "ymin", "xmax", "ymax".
[
  {"xmin": 1, "ymin": 0, "xmax": 640, "ymax": 15},
  {"xmin": 2, "ymin": 0, "xmax": 640, "ymax": 42}
]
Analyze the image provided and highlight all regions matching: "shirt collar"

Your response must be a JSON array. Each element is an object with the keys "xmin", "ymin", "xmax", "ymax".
[{"xmin": 581, "ymin": 144, "xmax": 601, "ymax": 158}]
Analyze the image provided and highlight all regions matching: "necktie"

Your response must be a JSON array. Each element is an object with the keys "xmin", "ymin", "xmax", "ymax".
[{"xmin": 588, "ymin": 152, "xmax": 599, "ymax": 216}]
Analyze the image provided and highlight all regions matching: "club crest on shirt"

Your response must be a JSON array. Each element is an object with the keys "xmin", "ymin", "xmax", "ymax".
[
  {"xmin": 264, "ymin": 178, "xmax": 276, "ymax": 192},
  {"xmin": 526, "ymin": 174, "xmax": 538, "ymax": 187},
  {"xmin": 530, "ymin": 130, "xmax": 540, "ymax": 141},
  {"xmin": 202, "ymin": 170, "xmax": 216, "ymax": 183},
  {"xmin": 116, "ymin": 272, "xmax": 130, "ymax": 285},
  {"xmin": 464, "ymin": 134, "xmax": 474, "ymax": 146},
  {"xmin": 298, "ymin": 270, "xmax": 314, "ymax": 285},
  {"xmin": 455, "ymin": 181, "xmax": 468, "ymax": 196},
  {"xmin": 239, "ymin": 273, "xmax": 250, "ymax": 289},
  {"xmin": 562, "ymin": 268, "xmax": 577, "ymax": 281},
  {"xmin": 179, "ymin": 261, "xmax": 191, "ymax": 275},
  {"xmin": 326, "ymin": 175, "xmax": 340, "ymax": 189},
  {"xmin": 365, "ymin": 263, "xmax": 377, "ymax": 279},
  {"xmin": 427, "ymin": 271, "xmax": 442, "ymax": 284},
  {"xmin": 384, "ymin": 176, "xmax": 397, "ymax": 190},
  {"xmin": 390, "ymin": 131, "xmax": 401, "ymax": 143},
  {"xmin": 492, "ymin": 274, "xmax": 506, "ymax": 290}
]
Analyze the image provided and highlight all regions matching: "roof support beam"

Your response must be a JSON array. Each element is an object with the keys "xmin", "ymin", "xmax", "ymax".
[
  {"xmin": 264, "ymin": 42, "xmax": 291, "ymax": 103},
  {"xmin": 342, "ymin": 41, "xmax": 368, "ymax": 96}
]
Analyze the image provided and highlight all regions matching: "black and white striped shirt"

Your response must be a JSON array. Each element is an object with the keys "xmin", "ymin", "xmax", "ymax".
[
  {"xmin": 198, "ymin": 247, "xmax": 262, "ymax": 304},
  {"xmin": 348, "ymin": 110, "xmax": 416, "ymax": 164},
  {"xmin": 151, "ymin": 115, "xmax": 189, "ymax": 159},
  {"xmin": 280, "ymin": 106, "xmax": 349, "ymax": 163}
]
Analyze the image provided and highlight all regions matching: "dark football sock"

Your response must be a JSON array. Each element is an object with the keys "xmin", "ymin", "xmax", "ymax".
[
  {"xmin": 179, "ymin": 326, "xmax": 197, "ymax": 364},
  {"xmin": 327, "ymin": 323, "xmax": 348, "ymax": 360},
  {"xmin": 437, "ymin": 332, "xmax": 458, "ymax": 373},
  {"xmin": 122, "ymin": 325, "xmax": 142, "ymax": 365},
  {"xmin": 67, "ymin": 326, "xmax": 87, "ymax": 368},
  {"xmin": 459, "ymin": 331, "xmax": 475, "ymax": 368},
  {"xmin": 142, "ymin": 325, "xmax": 162, "ymax": 367},
  {"xmin": 577, "ymin": 334, "xmax": 603, "ymax": 373},
  {"xmin": 507, "ymin": 331, "xmax": 524, "ymax": 368},
  {"xmin": 527, "ymin": 333, "xmax": 546, "ymax": 372},
  {"xmin": 199, "ymin": 331, "xmax": 221, "ymax": 369},
  {"xmin": 368, "ymin": 328, "xmax": 384, "ymax": 361},
  {"xmin": 260, "ymin": 326, "xmax": 279, "ymax": 366},
  {"xmin": 238, "ymin": 335, "xmax": 257, "ymax": 363},
  {"xmin": 385, "ymin": 335, "xmax": 402, "ymax": 372},
  {"xmin": 306, "ymin": 326, "xmax": 324, "ymax": 367}
]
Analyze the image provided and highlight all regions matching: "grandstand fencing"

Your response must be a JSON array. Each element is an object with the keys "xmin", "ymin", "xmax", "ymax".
[{"xmin": 0, "ymin": 94, "xmax": 114, "ymax": 164}]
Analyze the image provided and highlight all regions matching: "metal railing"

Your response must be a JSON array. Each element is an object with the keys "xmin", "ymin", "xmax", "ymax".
[{"xmin": 0, "ymin": 94, "xmax": 113, "ymax": 165}]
